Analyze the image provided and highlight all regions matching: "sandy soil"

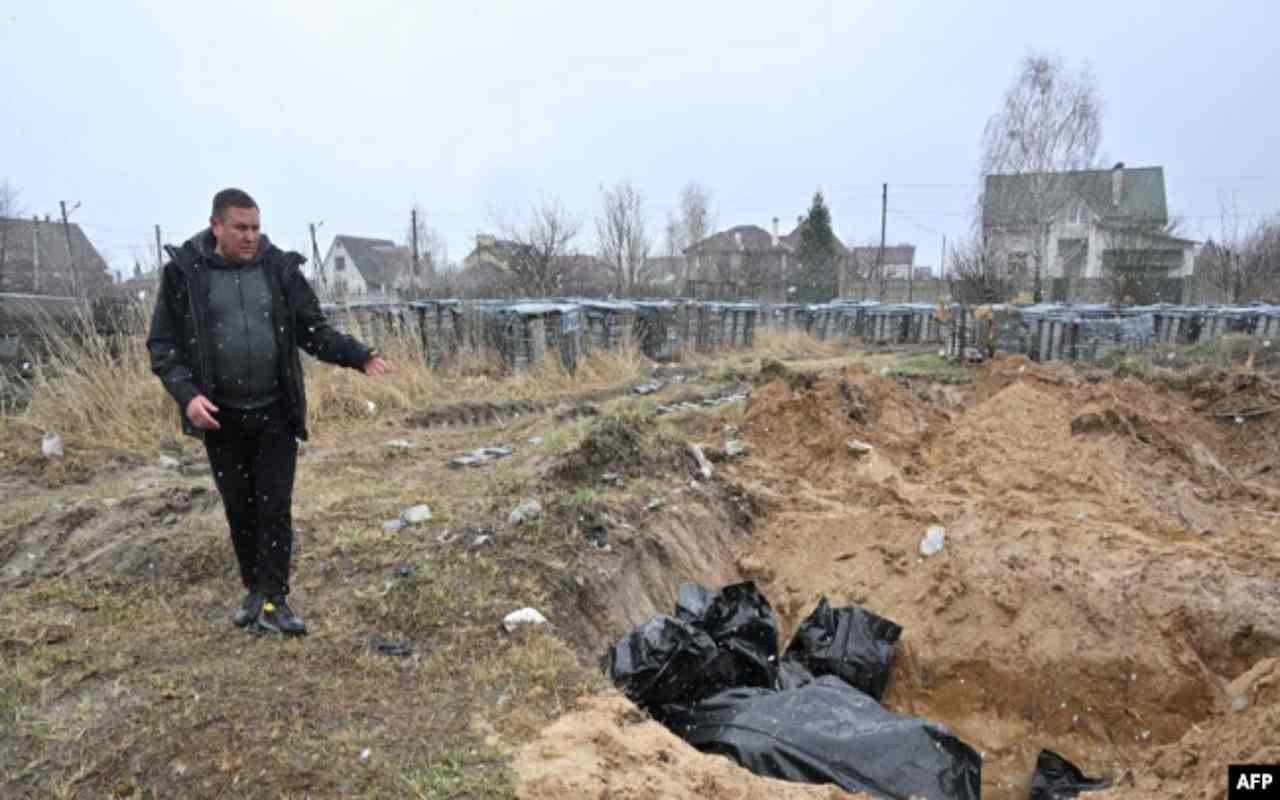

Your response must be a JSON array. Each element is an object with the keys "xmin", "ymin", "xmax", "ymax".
[
  {"xmin": 519, "ymin": 357, "xmax": 1280, "ymax": 799},
  {"xmin": 514, "ymin": 693, "xmax": 866, "ymax": 799}
]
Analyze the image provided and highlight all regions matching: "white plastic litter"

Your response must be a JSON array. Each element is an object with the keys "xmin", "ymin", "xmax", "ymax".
[
  {"xmin": 401, "ymin": 505, "xmax": 433, "ymax": 524},
  {"xmin": 846, "ymin": 439, "xmax": 874, "ymax": 456},
  {"xmin": 508, "ymin": 498, "xmax": 543, "ymax": 526},
  {"xmin": 502, "ymin": 607, "xmax": 548, "ymax": 633},
  {"xmin": 920, "ymin": 525, "xmax": 946, "ymax": 556},
  {"xmin": 41, "ymin": 432, "xmax": 63, "ymax": 458},
  {"xmin": 688, "ymin": 443, "xmax": 714, "ymax": 480}
]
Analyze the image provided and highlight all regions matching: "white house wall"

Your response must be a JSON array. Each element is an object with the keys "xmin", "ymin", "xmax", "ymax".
[{"xmin": 309, "ymin": 239, "xmax": 369, "ymax": 298}]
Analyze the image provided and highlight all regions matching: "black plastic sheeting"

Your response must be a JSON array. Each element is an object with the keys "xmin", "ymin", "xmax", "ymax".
[
  {"xmin": 784, "ymin": 597, "xmax": 903, "ymax": 701},
  {"xmin": 1029, "ymin": 749, "xmax": 1114, "ymax": 799},
  {"xmin": 602, "ymin": 581, "xmax": 982, "ymax": 799},
  {"xmin": 662, "ymin": 676, "xmax": 981, "ymax": 800},
  {"xmin": 600, "ymin": 614, "xmax": 735, "ymax": 709}
]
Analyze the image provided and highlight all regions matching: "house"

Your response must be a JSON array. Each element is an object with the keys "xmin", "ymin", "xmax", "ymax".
[
  {"xmin": 463, "ymin": 234, "xmax": 523, "ymax": 274},
  {"xmin": 461, "ymin": 235, "xmax": 614, "ymax": 297},
  {"xmin": 644, "ymin": 255, "xmax": 687, "ymax": 289},
  {"xmin": 310, "ymin": 235, "xmax": 415, "ymax": 300},
  {"xmin": 847, "ymin": 245, "xmax": 917, "ymax": 281},
  {"xmin": 982, "ymin": 163, "xmax": 1198, "ymax": 295},
  {"xmin": 686, "ymin": 222, "xmax": 790, "ymax": 288},
  {"xmin": 685, "ymin": 217, "xmax": 852, "ymax": 300},
  {"xmin": 0, "ymin": 216, "xmax": 113, "ymax": 298}
]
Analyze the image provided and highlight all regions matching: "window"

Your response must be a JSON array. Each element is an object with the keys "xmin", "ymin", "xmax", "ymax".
[
  {"xmin": 335, "ymin": 255, "xmax": 346, "ymax": 272},
  {"xmin": 1058, "ymin": 238, "xmax": 1088, "ymax": 279}
]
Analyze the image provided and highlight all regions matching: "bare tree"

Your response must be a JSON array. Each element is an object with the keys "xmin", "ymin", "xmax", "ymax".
[
  {"xmin": 947, "ymin": 235, "xmax": 1017, "ymax": 304},
  {"xmin": 596, "ymin": 180, "xmax": 652, "ymax": 297},
  {"xmin": 981, "ymin": 55, "xmax": 1103, "ymax": 301},
  {"xmin": 0, "ymin": 179, "xmax": 20, "ymax": 291},
  {"xmin": 663, "ymin": 212, "xmax": 683, "ymax": 261},
  {"xmin": 678, "ymin": 181, "xmax": 713, "ymax": 284},
  {"xmin": 1200, "ymin": 204, "xmax": 1280, "ymax": 304},
  {"xmin": 496, "ymin": 199, "xmax": 581, "ymax": 297}
]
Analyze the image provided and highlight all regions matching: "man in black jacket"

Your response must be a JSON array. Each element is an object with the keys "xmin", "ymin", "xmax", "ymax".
[{"xmin": 147, "ymin": 188, "xmax": 392, "ymax": 636}]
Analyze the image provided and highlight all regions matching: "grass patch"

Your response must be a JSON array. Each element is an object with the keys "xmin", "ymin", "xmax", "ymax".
[
  {"xmin": 401, "ymin": 749, "xmax": 513, "ymax": 799},
  {"xmin": 885, "ymin": 353, "xmax": 971, "ymax": 383},
  {"xmin": 1094, "ymin": 350, "xmax": 1152, "ymax": 379}
]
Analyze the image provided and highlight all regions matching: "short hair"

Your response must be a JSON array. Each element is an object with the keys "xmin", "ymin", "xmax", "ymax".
[{"xmin": 211, "ymin": 188, "xmax": 258, "ymax": 220}]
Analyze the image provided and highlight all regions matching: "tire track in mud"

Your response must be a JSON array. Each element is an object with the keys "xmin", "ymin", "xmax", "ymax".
[
  {"xmin": 0, "ymin": 486, "xmax": 221, "ymax": 587},
  {"xmin": 401, "ymin": 367, "xmax": 724, "ymax": 431}
]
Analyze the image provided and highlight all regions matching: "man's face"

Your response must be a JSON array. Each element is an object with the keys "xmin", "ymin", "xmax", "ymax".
[{"xmin": 211, "ymin": 205, "xmax": 261, "ymax": 263}]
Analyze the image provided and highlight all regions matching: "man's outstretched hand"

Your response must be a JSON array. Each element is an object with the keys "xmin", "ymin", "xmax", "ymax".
[
  {"xmin": 364, "ymin": 353, "xmax": 394, "ymax": 376},
  {"xmin": 186, "ymin": 395, "xmax": 221, "ymax": 430}
]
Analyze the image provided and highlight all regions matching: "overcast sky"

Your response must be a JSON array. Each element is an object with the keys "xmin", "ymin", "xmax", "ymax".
[{"xmin": 2, "ymin": 0, "xmax": 1277, "ymax": 279}]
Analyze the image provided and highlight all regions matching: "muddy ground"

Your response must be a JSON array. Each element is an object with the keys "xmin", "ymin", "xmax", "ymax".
[{"xmin": 2, "ymin": 347, "xmax": 1278, "ymax": 798}]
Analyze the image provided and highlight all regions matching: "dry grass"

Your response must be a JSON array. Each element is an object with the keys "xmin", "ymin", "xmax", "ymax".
[
  {"xmin": 0, "ymin": 314, "xmax": 651, "ymax": 469},
  {"xmin": 0, "ymin": 306, "xmax": 173, "ymax": 459},
  {"xmin": 744, "ymin": 327, "xmax": 847, "ymax": 360}
]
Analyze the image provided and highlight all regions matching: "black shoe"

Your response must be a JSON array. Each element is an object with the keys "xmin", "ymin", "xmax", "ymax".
[
  {"xmin": 258, "ymin": 596, "xmax": 307, "ymax": 636},
  {"xmin": 232, "ymin": 591, "xmax": 265, "ymax": 628}
]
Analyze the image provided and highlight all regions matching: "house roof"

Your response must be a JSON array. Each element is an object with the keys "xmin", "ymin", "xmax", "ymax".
[
  {"xmin": 0, "ymin": 216, "xmax": 112, "ymax": 297},
  {"xmin": 849, "ymin": 245, "xmax": 916, "ymax": 270},
  {"xmin": 983, "ymin": 166, "xmax": 1169, "ymax": 227},
  {"xmin": 688, "ymin": 223, "xmax": 854, "ymax": 259},
  {"xmin": 334, "ymin": 235, "xmax": 412, "ymax": 286},
  {"xmin": 1097, "ymin": 223, "xmax": 1198, "ymax": 247},
  {"xmin": 780, "ymin": 224, "xmax": 850, "ymax": 256},
  {"xmin": 465, "ymin": 236, "xmax": 526, "ymax": 265},
  {"xmin": 686, "ymin": 225, "xmax": 789, "ymax": 255}
]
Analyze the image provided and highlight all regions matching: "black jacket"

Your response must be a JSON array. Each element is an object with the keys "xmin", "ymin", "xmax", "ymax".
[{"xmin": 147, "ymin": 229, "xmax": 371, "ymax": 440}]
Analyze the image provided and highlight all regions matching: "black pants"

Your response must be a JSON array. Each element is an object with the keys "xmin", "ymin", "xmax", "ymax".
[{"xmin": 203, "ymin": 400, "xmax": 298, "ymax": 597}]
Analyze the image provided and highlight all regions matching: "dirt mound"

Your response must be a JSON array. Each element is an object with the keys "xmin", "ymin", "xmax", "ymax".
[
  {"xmin": 758, "ymin": 358, "xmax": 817, "ymax": 391},
  {"xmin": 740, "ymin": 365, "xmax": 943, "ymax": 484},
  {"xmin": 714, "ymin": 357, "xmax": 1280, "ymax": 797},
  {"xmin": 514, "ymin": 693, "xmax": 866, "ymax": 799},
  {"xmin": 550, "ymin": 414, "xmax": 692, "ymax": 485}
]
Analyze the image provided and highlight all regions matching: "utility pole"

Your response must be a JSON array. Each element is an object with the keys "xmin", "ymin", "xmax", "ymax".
[
  {"xmin": 308, "ymin": 221, "xmax": 325, "ymax": 293},
  {"xmin": 409, "ymin": 206, "xmax": 420, "ymax": 301},
  {"xmin": 60, "ymin": 201, "xmax": 80, "ymax": 298},
  {"xmin": 32, "ymin": 215, "xmax": 40, "ymax": 294},
  {"xmin": 940, "ymin": 235, "xmax": 947, "ymax": 279},
  {"xmin": 155, "ymin": 225, "xmax": 163, "ymax": 272},
  {"xmin": 876, "ymin": 183, "xmax": 887, "ymax": 301}
]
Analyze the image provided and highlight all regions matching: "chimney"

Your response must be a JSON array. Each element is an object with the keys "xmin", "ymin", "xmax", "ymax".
[
  {"xmin": 771, "ymin": 217, "xmax": 779, "ymax": 247},
  {"xmin": 1111, "ymin": 162, "xmax": 1125, "ymax": 206}
]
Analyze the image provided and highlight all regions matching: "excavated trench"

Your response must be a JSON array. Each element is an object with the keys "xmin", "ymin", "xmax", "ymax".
[{"xmin": 530, "ymin": 357, "xmax": 1280, "ymax": 799}]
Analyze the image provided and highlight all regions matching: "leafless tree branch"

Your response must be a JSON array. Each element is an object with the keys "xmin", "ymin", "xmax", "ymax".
[
  {"xmin": 980, "ymin": 55, "xmax": 1103, "ymax": 301},
  {"xmin": 497, "ymin": 199, "xmax": 582, "ymax": 297},
  {"xmin": 596, "ymin": 180, "xmax": 652, "ymax": 297}
]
